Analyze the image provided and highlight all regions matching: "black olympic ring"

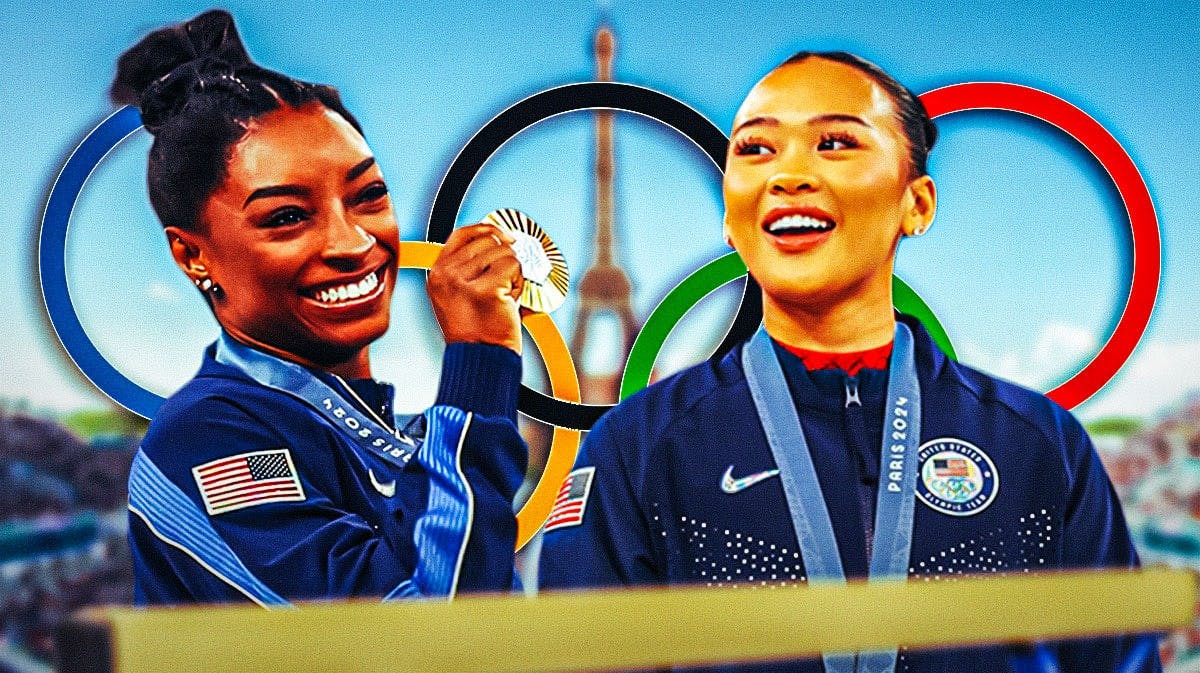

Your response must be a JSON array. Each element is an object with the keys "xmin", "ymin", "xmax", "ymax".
[{"xmin": 426, "ymin": 81, "xmax": 758, "ymax": 430}]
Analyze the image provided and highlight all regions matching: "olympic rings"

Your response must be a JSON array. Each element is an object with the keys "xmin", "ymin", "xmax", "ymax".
[
  {"xmin": 922, "ymin": 83, "xmax": 1160, "ymax": 409},
  {"xmin": 619, "ymin": 253, "xmax": 955, "ymax": 400},
  {"xmin": 430, "ymin": 82, "xmax": 956, "ymax": 424},
  {"xmin": 40, "ymin": 107, "xmax": 153, "ymax": 417},
  {"xmin": 40, "ymin": 82, "xmax": 1158, "ymax": 461},
  {"xmin": 427, "ymin": 82, "xmax": 731, "ymax": 430},
  {"xmin": 434, "ymin": 82, "xmax": 1158, "ymax": 415}
]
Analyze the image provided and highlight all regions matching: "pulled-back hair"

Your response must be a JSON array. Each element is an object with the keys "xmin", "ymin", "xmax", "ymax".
[
  {"xmin": 781, "ymin": 51, "xmax": 937, "ymax": 178},
  {"xmin": 111, "ymin": 9, "xmax": 363, "ymax": 232}
]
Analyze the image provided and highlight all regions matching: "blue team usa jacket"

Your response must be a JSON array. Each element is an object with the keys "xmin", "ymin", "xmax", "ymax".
[
  {"xmin": 540, "ymin": 314, "xmax": 1157, "ymax": 672},
  {"xmin": 129, "ymin": 338, "xmax": 526, "ymax": 606}
]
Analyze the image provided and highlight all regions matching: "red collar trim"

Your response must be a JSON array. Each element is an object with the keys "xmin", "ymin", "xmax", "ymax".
[{"xmin": 776, "ymin": 340, "xmax": 894, "ymax": 376}]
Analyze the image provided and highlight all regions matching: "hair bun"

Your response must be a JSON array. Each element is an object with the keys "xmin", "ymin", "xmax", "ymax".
[{"xmin": 110, "ymin": 9, "xmax": 253, "ymax": 132}]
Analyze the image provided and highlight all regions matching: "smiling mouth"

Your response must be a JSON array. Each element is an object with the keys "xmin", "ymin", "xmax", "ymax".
[
  {"xmin": 764, "ymin": 214, "xmax": 836, "ymax": 235},
  {"xmin": 306, "ymin": 267, "xmax": 387, "ymax": 308}
]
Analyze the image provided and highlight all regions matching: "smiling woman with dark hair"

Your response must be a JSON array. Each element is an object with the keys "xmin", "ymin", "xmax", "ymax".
[
  {"xmin": 119, "ymin": 10, "xmax": 528, "ymax": 606},
  {"xmin": 540, "ymin": 52, "xmax": 1157, "ymax": 672}
]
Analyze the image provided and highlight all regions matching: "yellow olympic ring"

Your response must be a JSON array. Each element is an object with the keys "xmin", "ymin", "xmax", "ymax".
[{"xmin": 398, "ymin": 241, "xmax": 581, "ymax": 549}]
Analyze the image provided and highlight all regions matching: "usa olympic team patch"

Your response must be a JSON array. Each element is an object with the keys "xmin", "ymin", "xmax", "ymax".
[{"xmin": 915, "ymin": 438, "xmax": 998, "ymax": 516}]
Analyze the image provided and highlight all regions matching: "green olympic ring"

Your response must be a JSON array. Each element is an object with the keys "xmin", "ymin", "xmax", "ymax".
[{"xmin": 619, "ymin": 252, "xmax": 955, "ymax": 400}]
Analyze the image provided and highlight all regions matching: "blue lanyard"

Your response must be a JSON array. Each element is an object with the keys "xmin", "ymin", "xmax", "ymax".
[
  {"xmin": 214, "ymin": 333, "xmax": 419, "ymax": 469},
  {"xmin": 742, "ymin": 322, "xmax": 921, "ymax": 673}
]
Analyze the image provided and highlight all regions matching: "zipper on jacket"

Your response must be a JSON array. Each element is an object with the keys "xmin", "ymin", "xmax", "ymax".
[
  {"xmin": 844, "ymin": 377, "xmax": 862, "ymax": 407},
  {"xmin": 843, "ymin": 373, "xmax": 875, "ymax": 563}
]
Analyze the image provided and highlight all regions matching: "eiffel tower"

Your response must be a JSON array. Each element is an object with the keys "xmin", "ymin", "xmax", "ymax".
[{"xmin": 569, "ymin": 23, "xmax": 639, "ymax": 404}]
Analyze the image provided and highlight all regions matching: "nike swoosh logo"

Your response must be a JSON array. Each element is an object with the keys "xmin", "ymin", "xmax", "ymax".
[
  {"xmin": 368, "ymin": 468, "xmax": 396, "ymax": 498},
  {"xmin": 721, "ymin": 465, "xmax": 781, "ymax": 494}
]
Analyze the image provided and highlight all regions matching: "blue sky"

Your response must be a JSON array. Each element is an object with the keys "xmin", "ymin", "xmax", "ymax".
[{"xmin": 3, "ymin": 0, "xmax": 1199, "ymax": 420}]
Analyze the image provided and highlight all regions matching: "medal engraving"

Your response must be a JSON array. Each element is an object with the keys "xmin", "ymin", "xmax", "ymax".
[
  {"xmin": 483, "ymin": 208, "xmax": 570, "ymax": 313},
  {"xmin": 510, "ymin": 230, "xmax": 552, "ymax": 284}
]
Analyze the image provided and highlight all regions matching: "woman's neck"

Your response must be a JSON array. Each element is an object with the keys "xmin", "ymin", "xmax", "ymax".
[
  {"xmin": 223, "ymin": 327, "xmax": 372, "ymax": 379},
  {"xmin": 762, "ymin": 283, "xmax": 895, "ymax": 353},
  {"xmin": 326, "ymin": 352, "xmax": 372, "ymax": 380}
]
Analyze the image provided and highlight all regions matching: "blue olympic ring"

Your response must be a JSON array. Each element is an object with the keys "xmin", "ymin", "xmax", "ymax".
[{"xmin": 39, "ymin": 107, "xmax": 157, "ymax": 417}]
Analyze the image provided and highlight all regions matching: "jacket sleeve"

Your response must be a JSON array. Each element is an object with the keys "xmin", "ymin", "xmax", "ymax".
[
  {"xmin": 538, "ymin": 409, "xmax": 662, "ymax": 589},
  {"xmin": 430, "ymin": 342, "xmax": 527, "ymax": 593},
  {"xmin": 129, "ymin": 343, "xmax": 526, "ymax": 606},
  {"xmin": 1050, "ymin": 406, "xmax": 1162, "ymax": 673}
]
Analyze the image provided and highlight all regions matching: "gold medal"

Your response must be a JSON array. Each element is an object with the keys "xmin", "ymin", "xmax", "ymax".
[{"xmin": 483, "ymin": 209, "xmax": 569, "ymax": 313}]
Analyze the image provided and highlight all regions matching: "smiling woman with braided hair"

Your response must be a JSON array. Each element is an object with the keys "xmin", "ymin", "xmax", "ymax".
[{"xmin": 118, "ymin": 10, "xmax": 528, "ymax": 606}]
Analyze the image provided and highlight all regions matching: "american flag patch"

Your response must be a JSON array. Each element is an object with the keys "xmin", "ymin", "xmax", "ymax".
[
  {"xmin": 192, "ymin": 449, "xmax": 306, "ymax": 515},
  {"xmin": 933, "ymin": 458, "xmax": 971, "ymax": 478},
  {"xmin": 544, "ymin": 466, "xmax": 595, "ymax": 533}
]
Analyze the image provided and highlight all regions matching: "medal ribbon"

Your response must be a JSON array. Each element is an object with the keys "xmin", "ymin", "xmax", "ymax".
[
  {"xmin": 215, "ymin": 333, "xmax": 418, "ymax": 469},
  {"xmin": 743, "ymin": 322, "xmax": 921, "ymax": 673}
]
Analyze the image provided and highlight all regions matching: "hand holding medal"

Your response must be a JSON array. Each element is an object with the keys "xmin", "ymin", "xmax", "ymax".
[
  {"xmin": 482, "ymin": 209, "xmax": 570, "ymax": 315},
  {"xmin": 426, "ymin": 209, "xmax": 569, "ymax": 355}
]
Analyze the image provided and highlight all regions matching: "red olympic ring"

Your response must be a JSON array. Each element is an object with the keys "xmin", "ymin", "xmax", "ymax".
[{"xmin": 920, "ymin": 83, "xmax": 1160, "ymax": 410}]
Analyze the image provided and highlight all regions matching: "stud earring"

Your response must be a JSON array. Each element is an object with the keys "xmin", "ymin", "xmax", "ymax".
[{"xmin": 194, "ymin": 277, "xmax": 223, "ymax": 296}]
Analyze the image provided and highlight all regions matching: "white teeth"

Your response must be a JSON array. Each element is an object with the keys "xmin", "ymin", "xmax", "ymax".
[
  {"xmin": 768, "ymin": 215, "xmax": 834, "ymax": 233},
  {"xmin": 312, "ymin": 271, "xmax": 380, "ymax": 306}
]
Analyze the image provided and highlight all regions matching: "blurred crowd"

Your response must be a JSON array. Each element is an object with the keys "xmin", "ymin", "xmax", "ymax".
[
  {"xmin": 0, "ymin": 409, "xmax": 133, "ymax": 673},
  {"xmin": 1095, "ymin": 396, "xmax": 1200, "ymax": 672}
]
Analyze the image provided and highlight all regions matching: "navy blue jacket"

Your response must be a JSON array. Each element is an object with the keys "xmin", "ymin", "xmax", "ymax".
[
  {"xmin": 540, "ymin": 315, "xmax": 1157, "ymax": 672},
  {"xmin": 130, "ymin": 340, "xmax": 525, "ymax": 606}
]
